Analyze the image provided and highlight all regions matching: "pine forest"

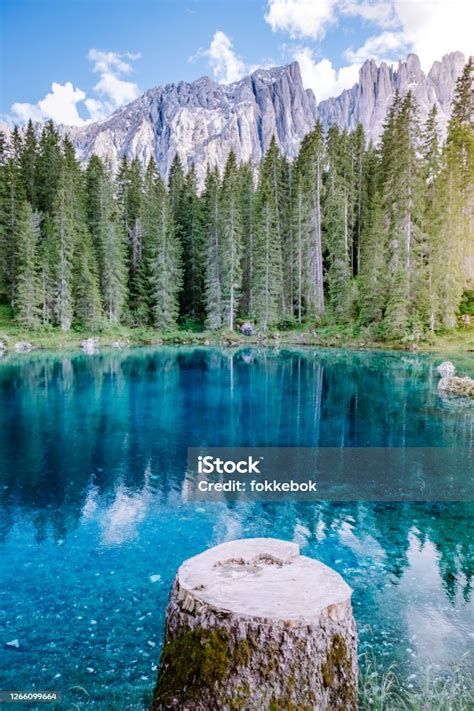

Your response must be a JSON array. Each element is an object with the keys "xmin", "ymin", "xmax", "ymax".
[{"xmin": 1, "ymin": 60, "xmax": 473, "ymax": 343}]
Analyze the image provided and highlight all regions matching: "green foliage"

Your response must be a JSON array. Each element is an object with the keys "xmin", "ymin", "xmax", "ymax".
[
  {"xmin": 359, "ymin": 654, "xmax": 474, "ymax": 711},
  {"xmin": 459, "ymin": 290, "xmax": 474, "ymax": 315},
  {"xmin": 1, "ymin": 61, "xmax": 472, "ymax": 339},
  {"xmin": 15, "ymin": 202, "xmax": 41, "ymax": 328}
]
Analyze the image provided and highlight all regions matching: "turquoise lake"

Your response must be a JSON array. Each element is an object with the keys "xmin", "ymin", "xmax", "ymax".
[{"xmin": 0, "ymin": 346, "xmax": 473, "ymax": 709}]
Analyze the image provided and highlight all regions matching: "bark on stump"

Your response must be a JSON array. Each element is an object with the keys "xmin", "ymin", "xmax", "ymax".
[{"xmin": 151, "ymin": 538, "xmax": 357, "ymax": 710}]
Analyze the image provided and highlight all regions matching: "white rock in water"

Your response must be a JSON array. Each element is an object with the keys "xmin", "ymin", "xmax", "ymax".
[
  {"xmin": 5, "ymin": 639, "xmax": 20, "ymax": 649},
  {"xmin": 438, "ymin": 375, "xmax": 474, "ymax": 398},
  {"xmin": 437, "ymin": 361, "xmax": 456, "ymax": 377},
  {"xmin": 149, "ymin": 574, "xmax": 161, "ymax": 583},
  {"xmin": 14, "ymin": 341, "xmax": 32, "ymax": 353},
  {"xmin": 81, "ymin": 338, "xmax": 98, "ymax": 354}
]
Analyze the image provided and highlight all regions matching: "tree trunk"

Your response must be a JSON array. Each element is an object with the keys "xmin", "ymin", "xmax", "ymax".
[{"xmin": 151, "ymin": 538, "xmax": 358, "ymax": 711}]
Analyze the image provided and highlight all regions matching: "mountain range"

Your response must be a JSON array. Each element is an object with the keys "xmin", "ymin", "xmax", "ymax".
[{"xmin": 5, "ymin": 51, "xmax": 467, "ymax": 185}]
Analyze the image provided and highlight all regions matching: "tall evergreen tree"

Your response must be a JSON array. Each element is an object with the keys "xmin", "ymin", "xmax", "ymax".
[
  {"xmin": 179, "ymin": 166, "xmax": 205, "ymax": 321},
  {"xmin": 253, "ymin": 144, "xmax": 283, "ymax": 329},
  {"xmin": 239, "ymin": 162, "xmax": 256, "ymax": 319},
  {"xmin": 294, "ymin": 123, "xmax": 325, "ymax": 319},
  {"xmin": 116, "ymin": 156, "xmax": 143, "ymax": 314},
  {"xmin": 86, "ymin": 158, "xmax": 127, "ymax": 322},
  {"xmin": 219, "ymin": 152, "xmax": 243, "ymax": 330},
  {"xmin": 19, "ymin": 120, "xmax": 38, "ymax": 207},
  {"xmin": 145, "ymin": 163, "xmax": 182, "ymax": 329},
  {"xmin": 15, "ymin": 202, "xmax": 41, "ymax": 328},
  {"xmin": 357, "ymin": 147, "xmax": 386, "ymax": 325},
  {"xmin": 324, "ymin": 126, "xmax": 354, "ymax": 321},
  {"xmin": 203, "ymin": 167, "xmax": 223, "ymax": 329}
]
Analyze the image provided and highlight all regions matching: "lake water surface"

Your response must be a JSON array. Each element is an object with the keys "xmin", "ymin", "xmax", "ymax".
[{"xmin": 0, "ymin": 346, "xmax": 473, "ymax": 708}]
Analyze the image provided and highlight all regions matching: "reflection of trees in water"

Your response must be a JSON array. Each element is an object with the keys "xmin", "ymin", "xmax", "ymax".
[
  {"xmin": 0, "ymin": 347, "xmax": 472, "ymax": 599},
  {"xmin": 213, "ymin": 498, "xmax": 474, "ymax": 623}
]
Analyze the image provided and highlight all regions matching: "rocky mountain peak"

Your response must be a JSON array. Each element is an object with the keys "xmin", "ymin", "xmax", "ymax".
[{"xmin": 4, "ymin": 51, "xmax": 462, "ymax": 186}]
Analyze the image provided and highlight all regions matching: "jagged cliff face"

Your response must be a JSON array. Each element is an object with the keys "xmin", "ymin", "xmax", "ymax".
[
  {"xmin": 61, "ymin": 51, "xmax": 465, "ymax": 183},
  {"xmin": 316, "ymin": 51, "xmax": 466, "ymax": 142},
  {"xmin": 66, "ymin": 62, "xmax": 318, "ymax": 185}
]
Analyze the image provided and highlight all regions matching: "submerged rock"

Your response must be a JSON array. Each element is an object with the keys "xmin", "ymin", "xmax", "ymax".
[
  {"xmin": 437, "ymin": 361, "xmax": 456, "ymax": 377},
  {"xmin": 5, "ymin": 639, "xmax": 20, "ymax": 649},
  {"xmin": 111, "ymin": 340, "xmax": 129, "ymax": 350},
  {"xmin": 240, "ymin": 322, "xmax": 255, "ymax": 336},
  {"xmin": 14, "ymin": 341, "xmax": 32, "ymax": 353},
  {"xmin": 438, "ymin": 375, "xmax": 474, "ymax": 398}
]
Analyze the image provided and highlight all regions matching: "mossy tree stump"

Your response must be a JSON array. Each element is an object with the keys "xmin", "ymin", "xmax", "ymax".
[{"xmin": 151, "ymin": 538, "xmax": 357, "ymax": 710}]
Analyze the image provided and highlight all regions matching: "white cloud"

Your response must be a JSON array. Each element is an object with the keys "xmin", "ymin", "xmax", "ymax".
[
  {"xmin": 344, "ymin": 30, "xmax": 408, "ymax": 64},
  {"xmin": 196, "ymin": 31, "xmax": 246, "ymax": 84},
  {"xmin": 267, "ymin": 1, "xmax": 473, "ymax": 85},
  {"xmin": 87, "ymin": 49, "xmax": 140, "ymax": 75},
  {"xmin": 12, "ymin": 81, "xmax": 87, "ymax": 126},
  {"xmin": 87, "ymin": 49, "xmax": 141, "ymax": 119},
  {"xmin": 343, "ymin": 0, "xmax": 474, "ymax": 70},
  {"xmin": 265, "ymin": 0, "xmax": 338, "ymax": 39},
  {"xmin": 293, "ymin": 47, "xmax": 360, "ymax": 101},
  {"xmin": 9, "ymin": 49, "xmax": 141, "ymax": 126},
  {"xmin": 341, "ymin": 0, "xmax": 397, "ymax": 28},
  {"xmin": 393, "ymin": 0, "xmax": 473, "ymax": 70},
  {"xmin": 10, "ymin": 102, "xmax": 44, "ymax": 124}
]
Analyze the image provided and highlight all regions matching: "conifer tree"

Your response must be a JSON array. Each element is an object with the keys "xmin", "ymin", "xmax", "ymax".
[
  {"xmin": 203, "ymin": 167, "xmax": 223, "ymax": 329},
  {"xmin": 253, "ymin": 145, "xmax": 283, "ymax": 329},
  {"xmin": 239, "ymin": 162, "xmax": 256, "ymax": 319},
  {"xmin": 15, "ymin": 202, "xmax": 41, "ymax": 328},
  {"xmin": 294, "ymin": 123, "xmax": 325, "ymax": 319},
  {"xmin": 436, "ymin": 59, "xmax": 474, "ymax": 326},
  {"xmin": 50, "ymin": 168, "xmax": 76, "ymax": 331},
  {"xmin": 146, "ymin": 164, "xmax": 182, "ymax": 329},
  {"xmin": 19, "ymin": 120, "xmax": 38, "ymax": 207},
  {"xmin": 219, "ymin": 152, "xmax": 243, "ymax": 330},
  {"xmin": 324, "ymin": 126, "xmax": 354, "ymax": 321},
  {"xmin": 0, "ymin": 128, "xmax": 25, "ymax": 305},
  {"xmin": 116, "ymin": 156, "xmax": 143, "ymax": 313},
  {"xmin": 179, "ymin": 166, "xmax": 205, "ymax": 321},
  {"xmin": 63, "ymin": 138, "xmax": 102, "ymax": 327},
  {"xmin": 86, "ymin": 158, "xmax": 127, "ymax": 322},
  {"xmin": 36, "ymin": 120, "xmax": 62, "ymax": 215},
  {"xmin": 357, "ymin": 147, "xmax": 386, "ymax": 325}
]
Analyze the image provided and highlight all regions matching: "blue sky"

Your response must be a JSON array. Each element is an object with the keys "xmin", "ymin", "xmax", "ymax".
[{"xmin": 1, "ymin": 0, "xmax": 471, "ymax": 125}]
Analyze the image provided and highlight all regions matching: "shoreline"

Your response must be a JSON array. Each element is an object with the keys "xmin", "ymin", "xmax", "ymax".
[{"xmin": 0, "ymin": 324, "xmax": 473, "ymax": 357}]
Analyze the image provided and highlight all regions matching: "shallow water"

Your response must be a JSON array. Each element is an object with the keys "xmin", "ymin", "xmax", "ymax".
[{"xmin": 0, "ymin": 346, "xmax": 473, "ymax": 708}]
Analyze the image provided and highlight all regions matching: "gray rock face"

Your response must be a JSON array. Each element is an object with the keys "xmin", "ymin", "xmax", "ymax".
[
  {"xmin": 6, "ymin": 51, "xmax": 462, "ymax": 187},
  {"xmin": 317, "ymin": 51, "xmax": 465, "ymax": 143},
  {"xmin": 66, "ymin": 62, "xmax": 318, "ymax": 187}
]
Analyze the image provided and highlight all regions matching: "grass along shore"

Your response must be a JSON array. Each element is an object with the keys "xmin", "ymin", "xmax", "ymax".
[{"xmin": 0, "ymin": 305, "xmax": 473, "ymax": 355}]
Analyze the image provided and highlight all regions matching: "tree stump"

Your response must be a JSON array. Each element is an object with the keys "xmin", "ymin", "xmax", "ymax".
[{"xmin": 151, "ymin": 538, "xmax": 357, "ymax": 710}]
